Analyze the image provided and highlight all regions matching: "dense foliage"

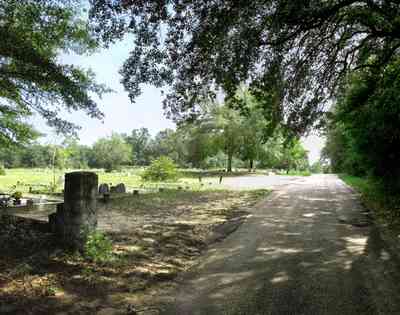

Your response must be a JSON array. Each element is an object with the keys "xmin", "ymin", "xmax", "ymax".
[
  {"xmin": 0, "ymin": 0, "xmax": 107, "ymax": 146},
  {"xmin": 91, "ymin": 133, "xmax": 131, "ymax": 171},
  {"xmin": 323, "ymin": 58, "xmax": 400, "ymax": 189},
  {"xmin": 141, "ymin": 156, "xmax": 179, "ymax": 182},
  {"xmin": 89, "ymin": 0, "xmax": 400, "ymax": 134}
]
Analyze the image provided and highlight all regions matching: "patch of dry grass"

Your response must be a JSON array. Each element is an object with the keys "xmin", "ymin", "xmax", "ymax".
[{"xmin": 0, "ymin": 189, "xmax": 269, "ymax": 315}]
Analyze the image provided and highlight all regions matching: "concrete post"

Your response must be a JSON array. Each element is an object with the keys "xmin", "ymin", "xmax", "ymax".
[{"xmin": 51, "ymin": 171, "xmax": 98, "ymax": 250}]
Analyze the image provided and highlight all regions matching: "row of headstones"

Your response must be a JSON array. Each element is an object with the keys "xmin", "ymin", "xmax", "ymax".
[
  {"xmin": 98, "ymin": 183, "xmax": 126, "ymax": 194},
  {"xmin": 99, "ymin": 183, "xmax": 193, "ymax": 196},
  {"xmin": 49, "ymin": 173, "xmax": 142, "ymax": 250},
  {"xmin": 49, "ymin": 172, "xmax": 193, "ymax": 250}
]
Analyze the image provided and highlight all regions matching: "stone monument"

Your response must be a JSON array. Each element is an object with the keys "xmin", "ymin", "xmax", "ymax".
[{"xmin": 49, "ymin": 171, "xmax": 98, "ymax": 250}]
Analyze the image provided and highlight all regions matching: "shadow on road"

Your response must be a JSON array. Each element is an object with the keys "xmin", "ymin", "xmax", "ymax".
[{"xmin": 162, "ymin": 175, "xmax": 400, "ymax": 315}]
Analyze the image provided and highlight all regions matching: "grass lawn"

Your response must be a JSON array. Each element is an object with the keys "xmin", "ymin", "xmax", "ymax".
[
  {"xmin": 0, "ymin": 167, "xmax": 312, "ymax": 195},
  {"xmin": 0, "ymin": 188, "xmax": 269, "ymax": 314},
  {"xmin": 339, "ymin": 174, "xmax": 371, "ymax": 192},
  {"xmin": 0, "ymin": 168, "xmax": 222, "ymax": 194}
]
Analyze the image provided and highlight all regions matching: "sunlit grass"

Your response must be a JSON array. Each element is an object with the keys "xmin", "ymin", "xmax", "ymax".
[
  {"xmin": 0, "ymin": 168, "xmax": 222, "ymax": 194},
  {"xmin": 339, "ymin": 174, "xmax": 370, "ymax": 192}
]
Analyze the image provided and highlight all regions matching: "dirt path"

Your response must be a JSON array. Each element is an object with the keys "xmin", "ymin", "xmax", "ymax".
[{"xmin": 161, "ymin": 174, "xmax": 400, "ymax": 314}]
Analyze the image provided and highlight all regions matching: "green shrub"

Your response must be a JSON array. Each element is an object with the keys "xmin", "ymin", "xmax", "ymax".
[
  {"xmin": 141, "ymin": 156, "xmax": 179, "ymax": 181},
  {"xmin": 0, "ymin": 166, "xmax": 5, "ymax": 176},
  {"xmin": 11, "ymin": 191, "xmax": 23, "ymax": 199},
  {"xmin": 84, "ymin": 231, "xmax": 113, "ymax": 263}
]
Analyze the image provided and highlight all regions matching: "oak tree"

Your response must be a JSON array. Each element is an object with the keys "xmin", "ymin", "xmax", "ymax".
[
  {"xmin": 1, "ymin": 0, "xmax": 108, "ymax": 145},
  {"xmin": 89, "ymin": 0, "xmax": 400, "ymax": 134}
]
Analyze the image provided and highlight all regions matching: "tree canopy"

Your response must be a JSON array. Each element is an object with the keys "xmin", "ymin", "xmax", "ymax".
[
  {"xmin": 0, "ymin": 0, "xmax": 108, "ymax": 146},
  {"xmin": 89, "ymin": 0, "xmax": 400, "ymax": 134}
]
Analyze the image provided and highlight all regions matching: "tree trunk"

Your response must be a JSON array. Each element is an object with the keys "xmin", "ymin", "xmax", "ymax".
[
  {"xmin": 249, "ymin": 159, "xmax": 254, "ymax": 172},
  {"xmin": 227, "ymin": 153, "xmax": 232, "ymax": 172}
]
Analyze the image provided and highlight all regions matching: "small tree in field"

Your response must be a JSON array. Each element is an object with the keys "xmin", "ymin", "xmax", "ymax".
[
  {"xmin": 91, "ymin": 134, "xmax": 131, "ymax": 171},
  {"xmin": 141, "ymin": 156, "xmax": 179, "ymax": 181}
]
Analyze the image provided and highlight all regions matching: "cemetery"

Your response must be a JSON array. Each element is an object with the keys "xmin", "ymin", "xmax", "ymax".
[
  {"xmin": 0, "ymin": 171, "xmax": 268, "ymax": 314},
  {"xmin": 3, "ymin": 0, "xmax": 400, "ymax": 313}
]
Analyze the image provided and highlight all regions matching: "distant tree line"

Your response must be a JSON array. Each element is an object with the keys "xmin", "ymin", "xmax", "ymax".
[{"xmin": 0, "ymin": 94, "xmax": 309, "ymax": 173}]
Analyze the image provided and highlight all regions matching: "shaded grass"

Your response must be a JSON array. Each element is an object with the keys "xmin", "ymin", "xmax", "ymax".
[
  {"xmin": 339, "ymin": 174, "xmax": 400, "ymax": 231},
  {"xmin": 339, "ymin": 174, "xmax": 371, "ymax": 192}
]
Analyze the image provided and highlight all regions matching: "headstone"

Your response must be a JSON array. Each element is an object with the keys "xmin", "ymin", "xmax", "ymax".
[
  {"xmin": 57, "ymin": 175, "xmax": 65, "ymax": 186},
  {"xmin": 114, "ymin": 183, "xmax": 126, "ymax": 193},
  {"xmin": 99, "ymin": 183, "xmax": 110, "ymax": 194},
  {"xmin": 49, "ymin": 172, "xmax": 98, "ymax": 250}
]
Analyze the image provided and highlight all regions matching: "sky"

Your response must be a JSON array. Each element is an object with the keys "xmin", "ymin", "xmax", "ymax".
[{"xmin": 34, "ymin": 39, "xmax": 325, "ymax": 163}]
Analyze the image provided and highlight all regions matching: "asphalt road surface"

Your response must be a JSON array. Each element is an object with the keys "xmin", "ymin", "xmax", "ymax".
[{"xmin": 162, "ymin": 174, "xmax": 400, "ymax": 315}]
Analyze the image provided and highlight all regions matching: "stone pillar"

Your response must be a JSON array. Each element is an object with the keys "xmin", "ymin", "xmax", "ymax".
[{"xmin": 52, "ymin": 172, "xmax": 98, "ymax": 250}]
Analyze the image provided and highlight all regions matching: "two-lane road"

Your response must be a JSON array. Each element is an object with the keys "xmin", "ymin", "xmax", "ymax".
[{"xmin": 162, "ymin": 175, "xmax": 400, "ymax": 314}]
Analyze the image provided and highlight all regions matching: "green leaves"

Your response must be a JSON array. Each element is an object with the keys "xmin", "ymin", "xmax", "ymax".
[
  {"xmin": 325, "ymin": 57, "xmax": 400, "ymax": 188},
  {"xmin": 89, "ymin": 0, "xmax": 400, "ymax": 133},
  {"xmin": 84, "ymin": 231, "xmax": 114, "ymax": 263},
  {"xmin": 141, "ymin": 156, "xmax": 179, "ymax": 182},
  {"xmin": 91, "ymin": 134, "xmax": 131, "ymax": 171},
  {"xmin": 0, "ymin": 0, "xmax": 107, "ymax": 146}
]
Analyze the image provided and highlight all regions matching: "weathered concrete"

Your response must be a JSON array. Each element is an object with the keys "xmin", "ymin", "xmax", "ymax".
[{"xmin": 50, "ymin": 171, "xmax": 98, "ymax": 249}]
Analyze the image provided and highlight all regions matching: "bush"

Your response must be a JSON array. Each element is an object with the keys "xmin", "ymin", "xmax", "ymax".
[
  {"xmin": 84, "ymin": 231, "xmax": 113, "ymax": 263},
  {"xmin": 0, "ymin": 166, "xmax": 5, "ymax": 176},
  {"xmin": 141, "ymin": 156, "xmax": 179, "ymax": 181},
  {"xmin": 11, "ymin": 191, "xmax": 23, "ymax": 199}
]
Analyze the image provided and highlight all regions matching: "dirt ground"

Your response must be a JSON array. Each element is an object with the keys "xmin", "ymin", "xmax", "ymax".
[{"xmin": 0, "ymin": 189, "xmax": 268, "ymax": 315}]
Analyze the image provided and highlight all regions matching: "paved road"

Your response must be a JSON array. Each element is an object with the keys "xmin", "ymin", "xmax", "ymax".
[
  {"xmin": 162, "ymin": 174, "xmax": 400, "ymax": 315},
  {"xmin": 220, "ymin": 175, "xmax": 306, "ymax": 190}
]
